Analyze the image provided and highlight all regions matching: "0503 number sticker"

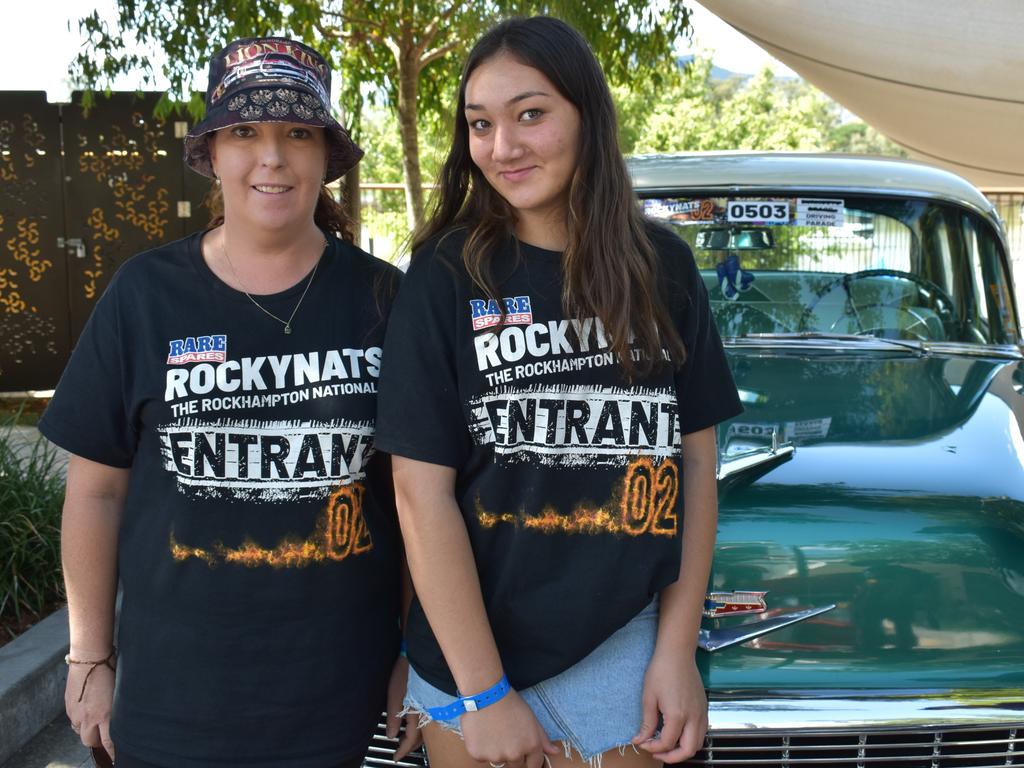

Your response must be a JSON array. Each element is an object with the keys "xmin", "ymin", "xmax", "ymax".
[{"xmin": 726, "ymin": 200, "xmax": 790, "ymax": 224}]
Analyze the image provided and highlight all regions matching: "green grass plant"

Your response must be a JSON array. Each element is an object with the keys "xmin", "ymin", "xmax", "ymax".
[{"xmin": 0, "ymin": 409, "xmax": 65, "ymax": 636}]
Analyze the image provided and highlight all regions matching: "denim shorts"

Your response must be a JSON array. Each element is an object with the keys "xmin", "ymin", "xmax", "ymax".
[{"xmin": 404, "ymin": 599, "xmax": 658, "ymax": 762}]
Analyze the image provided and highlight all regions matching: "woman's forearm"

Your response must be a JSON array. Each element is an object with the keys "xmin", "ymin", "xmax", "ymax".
[
  {"xmin": 392, "ymin": 456, "xmax": 504, "ymax": 694},
  {"xmin": 657, "ymin": 426, "xmax": 719, "ymax": 654},
  {"xmin": 61, "ymin": 456, "xmax": 129, "ymax": 657}
]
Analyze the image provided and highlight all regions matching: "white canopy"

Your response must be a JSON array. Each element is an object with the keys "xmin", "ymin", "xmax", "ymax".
[{"xmin": 700, "ymin": 0, "xmax": 1024, "ymax": 190}]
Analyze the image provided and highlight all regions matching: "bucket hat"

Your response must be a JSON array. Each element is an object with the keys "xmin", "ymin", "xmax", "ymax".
[{"xmin": 184, "ymin": 37, "xmax": 362, "ymax": 182}]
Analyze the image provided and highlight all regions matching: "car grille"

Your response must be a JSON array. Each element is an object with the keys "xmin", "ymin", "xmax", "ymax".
[
  {"xmin": 363, "ymin": 714, "xmax": 429, "ymax": 768},
  {"xmin": 678, "ymin": 726, "xmax": 1023, "ymax": 767},
  {"xmin": 359, "ymin": 718, "xmax": 1024, "ymax": 767}
]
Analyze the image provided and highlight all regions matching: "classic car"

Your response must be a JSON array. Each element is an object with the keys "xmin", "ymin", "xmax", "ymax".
[
  {"xmin": 373, "ymin": 152, "xmax": 1023, "ymax": 768},
  {"xmin": 628, "ymin": 152, "xmax": 1024, "ymax": 767}
]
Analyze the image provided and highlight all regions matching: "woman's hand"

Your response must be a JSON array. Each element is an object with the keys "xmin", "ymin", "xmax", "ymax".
[
  {"xmin": 460, "ymin": 690, "xmax": 559, "ymax": 768},
  {"xmin": 385, "ymin": 656, "xmax": 422, "ymax": 760},
  {"xmin": 66, "ymin": 658, "xmax": 116, "ymax": 761},
  {"xmin": 632, "ymin": 648, "xmax": 708, "ymax": 763}
]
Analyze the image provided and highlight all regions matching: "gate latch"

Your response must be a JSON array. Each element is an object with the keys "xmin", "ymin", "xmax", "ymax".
[{"xmin": 57, "ymin": 237, "xmax": 87, "ymax": 259}]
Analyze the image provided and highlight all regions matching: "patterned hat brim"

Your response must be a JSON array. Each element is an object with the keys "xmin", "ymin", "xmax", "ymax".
[{"xmin": 183, "ymin": 84, "xmax": 363, "ymax": 182}]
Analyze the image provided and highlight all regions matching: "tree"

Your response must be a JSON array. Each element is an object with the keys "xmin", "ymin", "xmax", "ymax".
[
  {"xmin": 617, "ymin": 56, "xmax": 838, "ymax": 154},
  {"xmin": 73, "ymin": 1, "xmax": 691, "ymax": 229},
  {"xmin": 615, "ymin": 54, "xmax": 904, "ymax": 158},
  {"xmin": 828, "ymin": 122, "xmax": 907, "ymax": 157}
]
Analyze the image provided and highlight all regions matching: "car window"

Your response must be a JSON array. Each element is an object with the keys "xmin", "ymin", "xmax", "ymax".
[{"xmin": 644, "ymin": 195, "xmax": 1013, "ymax": 345}]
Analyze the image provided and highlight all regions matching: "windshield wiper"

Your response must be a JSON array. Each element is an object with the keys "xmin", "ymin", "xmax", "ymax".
[{"xmin": 735, "ymin": 332, "xmax": 929, "ymax": 355}]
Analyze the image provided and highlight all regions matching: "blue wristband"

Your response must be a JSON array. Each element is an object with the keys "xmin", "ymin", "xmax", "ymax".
[{"xmin": 425, "ymin": 675, "xmax": 511, "ymax": 720}]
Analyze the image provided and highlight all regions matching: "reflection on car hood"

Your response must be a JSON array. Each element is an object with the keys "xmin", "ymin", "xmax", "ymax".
[{"xmin": 706, "ymin": 348, "xmax": 1024, "ymax": 691}]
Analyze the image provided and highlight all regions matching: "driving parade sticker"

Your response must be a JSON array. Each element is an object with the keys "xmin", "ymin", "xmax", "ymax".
[{"xmin": 795, "ymin": 198, "xmax": 845, "ymax": 227}]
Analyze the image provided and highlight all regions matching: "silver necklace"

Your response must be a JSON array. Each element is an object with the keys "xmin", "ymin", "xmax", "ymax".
[{"xmin": 222, "ymin": 234, "xmax": 327, "ymax": 334}]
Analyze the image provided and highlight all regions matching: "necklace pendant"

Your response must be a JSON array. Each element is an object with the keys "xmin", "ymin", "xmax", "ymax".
[{"xmin": 284, "ymin": 324, "xmax": 292, "ymax": 335}]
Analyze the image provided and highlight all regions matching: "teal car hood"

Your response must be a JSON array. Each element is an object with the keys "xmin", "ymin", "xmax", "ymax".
[{"xmin": 707, "ymin": 348, "xmax": 1024, "ymax": 690}]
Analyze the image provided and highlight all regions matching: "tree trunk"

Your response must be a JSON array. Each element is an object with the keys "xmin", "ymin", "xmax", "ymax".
[
  {"xmin": 396, "ymin": 52, "xmax": 424, "ymax": 231},
  {"xmin": 342, "ymin": 162, "xmax": 360, "ymax": 246}
]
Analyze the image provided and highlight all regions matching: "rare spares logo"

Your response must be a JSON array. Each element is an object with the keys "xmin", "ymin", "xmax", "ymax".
[
  {"xmin": 167, "ymin": 335, "xmax": 228, "ymax": 365},
  {"xmin": 469, "ymin": 296, "xmax": 533, "ymax": 331}
]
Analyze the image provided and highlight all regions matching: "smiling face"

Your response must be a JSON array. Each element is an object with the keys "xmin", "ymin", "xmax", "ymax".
[
  {"xmin": 208, "ymin": 121, "xmax": 327, "ymax": 234},
  {"xmin": 464, "ymin": 53, "xmax": 581, "ymax": 243}
]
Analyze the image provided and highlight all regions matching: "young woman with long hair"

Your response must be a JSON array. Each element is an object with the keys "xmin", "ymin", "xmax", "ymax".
[{"xmin": 376, "ymin": 16, "xmax": 742, "ymax": 768}]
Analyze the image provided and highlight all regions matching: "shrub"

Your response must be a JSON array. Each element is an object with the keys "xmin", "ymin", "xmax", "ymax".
[{"xmin": 0, "ymin": 411, "xmax": 66, "ymax": 637}]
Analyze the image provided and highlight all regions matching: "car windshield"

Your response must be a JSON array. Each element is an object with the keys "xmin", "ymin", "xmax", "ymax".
[{"xmin": 643, "ymin": 195, "xmax": 1014, "ymax": 345}]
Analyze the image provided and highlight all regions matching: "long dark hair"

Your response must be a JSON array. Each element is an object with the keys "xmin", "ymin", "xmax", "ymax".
[{"xmin": 414, "ymin": 16, "xmax": 685, "ymax": 377}]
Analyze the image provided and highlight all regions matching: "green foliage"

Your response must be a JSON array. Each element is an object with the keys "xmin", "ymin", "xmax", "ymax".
[
  {"xmin": 616, "ymin": 54, "xmax": 903, "ymax": 158},
  {"xmin": 618, "ymin": 55, "xmax": 839, "ymax": 154},
  {"xmin": 70, "ymin": 1, "xmax": 692, "ymax": 225},
  {"xmin": 358, "ymin": 106, "xmax": 444, "ymax": 184},
  {"xmin": 357, "ymin": 106, "xmax": 445, "ymax": 260},
  {"xmin": 828, "ymin": 122, "xmax": 907, "ymax": 157},
  {"xmin": 0, "ymin": 416, "xmax": 66, "ymax": 632},
  {"xmin": 71, "ymin": 1, "xmax": 690, "ymax": 129}
]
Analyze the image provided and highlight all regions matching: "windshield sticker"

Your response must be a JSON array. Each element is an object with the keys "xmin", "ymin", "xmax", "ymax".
[
  {"xmin": 645, "ymin": 197, "xmax": 853, "ymax": 229},
  {"xmin": 784, "ymin": 417, "xmax": 832, "ymax": 441},
  {"xmin": 704, "ymin": 591, "xmax": 768, "ymax": 618},
  {"xmin": 725, "ymin": 422, "xmax": 779, "ymax": 443},
  {"xmin": 726, "ymin": 200, "xmax": 791, "ymax": 224},
  {"xmin": 643, "ymin": 198, "xmax": 720, "ymax": 223},
  {"xmin": 795, "ymin": 198, "xmax": 845, "ymax": 227},
  {"xmin": 724, "ymin": 418, "xmax": 831, "ymax": 449}
]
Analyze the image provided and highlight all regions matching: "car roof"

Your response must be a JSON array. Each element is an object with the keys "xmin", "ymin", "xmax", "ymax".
[{"xmin": 627, "ymin": 151, "xmax": 1001, "ymax": 227}]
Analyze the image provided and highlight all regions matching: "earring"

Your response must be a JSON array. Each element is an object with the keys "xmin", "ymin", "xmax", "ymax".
[{"xmin": 213, "ymin": 171, "xmax": 221, "ymax": 185}]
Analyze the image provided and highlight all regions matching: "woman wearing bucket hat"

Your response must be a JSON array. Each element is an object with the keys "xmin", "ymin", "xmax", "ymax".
[{"xmin": 40, "ymin": 37, "xmax": 417, "ymax": 768}]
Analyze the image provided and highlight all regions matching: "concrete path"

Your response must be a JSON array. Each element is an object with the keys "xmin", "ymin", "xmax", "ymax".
[
  {"xmin": 0, "ymin": 715, "xmax": 89, "ymax": 768},
  {"xmin": 1, "ymin": 427, "xmax": 71, "ymax": 765},
  {"xmin": 0, "ymin": 609, "xmax": 71, "ymax": 766}
]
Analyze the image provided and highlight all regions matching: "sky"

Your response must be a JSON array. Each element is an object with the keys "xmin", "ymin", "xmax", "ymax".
[{"xmin": 0, "ymin": 1, "xmax": 795, "ymax": 103}]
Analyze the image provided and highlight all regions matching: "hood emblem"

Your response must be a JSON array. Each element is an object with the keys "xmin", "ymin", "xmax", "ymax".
[{"xmin": 704, "ymin": 590, "xmax": 768, "ymax": 618}]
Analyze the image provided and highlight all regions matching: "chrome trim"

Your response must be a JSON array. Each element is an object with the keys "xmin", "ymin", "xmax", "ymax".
[
  {"xmin": 694, "ymin": 750, "xmax": 1021, "ymax": 766},
  {"xmin": 699, "ymin": 605, "xmax": 835, "ymax": 652},
  {"xmin": 706, "ymin": 735, "xmax": 1019, "ymax": 751},
  {"xmin": 726, "ymin": 337, "xmax": 925, "ymax": 354},
  {"xmin": 705, "ymin": 689, "xmax": 1024, "ymax": 731},
  {"xmin": 739, "ymin": 333, "xmax": 930, "ymax": 356},
  {"xmin": 918, "ymin": 341, "xmax": 1024, "ymax": 360},
  {"xmin": 724, "ymin": 337, "xmax": 1024, "ymax": 360},
  {"xmin": 717, "ymin": 443, "xmax": 795, "ymax": 496}
]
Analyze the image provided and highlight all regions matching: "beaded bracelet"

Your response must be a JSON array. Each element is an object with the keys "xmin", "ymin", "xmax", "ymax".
[{"xmin": 65, "ymin": 649, "xmax": 117, "ymax": 702}]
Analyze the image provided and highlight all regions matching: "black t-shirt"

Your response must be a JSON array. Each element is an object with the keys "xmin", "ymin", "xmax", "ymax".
[
  {"xmin": 375, "ymin": 224, "xmax": 742, "ymax": 695},
  {"xmin": 40, "ymin": 232, "xmax": 402, "ymax": 768}
]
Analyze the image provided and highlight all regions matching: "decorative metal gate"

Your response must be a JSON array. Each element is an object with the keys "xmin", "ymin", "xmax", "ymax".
[{"xmin": 0, "ymin": 91, "xmax": 209, "ymax": 391}]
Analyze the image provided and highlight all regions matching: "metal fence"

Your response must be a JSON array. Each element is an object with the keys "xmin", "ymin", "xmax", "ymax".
[{"xmin": 356, "ymin": 183, "xmax": 412, "ymax": 263}]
